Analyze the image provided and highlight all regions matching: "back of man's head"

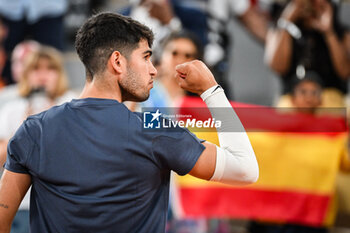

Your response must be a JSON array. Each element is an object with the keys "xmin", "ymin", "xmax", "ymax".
[{"xmin": 75, "ymin": 12, "xmax": 154, "ymax": 80}]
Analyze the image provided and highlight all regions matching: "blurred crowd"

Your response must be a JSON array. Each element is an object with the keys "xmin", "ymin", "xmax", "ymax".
[{"xmin": 0, "ymin": 0, "xmax": 350, "ymax": 233}]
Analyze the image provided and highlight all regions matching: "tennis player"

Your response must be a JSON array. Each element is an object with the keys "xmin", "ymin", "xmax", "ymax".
[{"xmin": 0, "ymin": 13, "xmax": 258, "ymax": 233}]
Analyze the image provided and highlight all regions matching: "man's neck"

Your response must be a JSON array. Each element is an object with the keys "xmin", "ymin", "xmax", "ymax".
[{"xmin": 79, "ymin": 77, "xmax": 122, "ymax": 102}]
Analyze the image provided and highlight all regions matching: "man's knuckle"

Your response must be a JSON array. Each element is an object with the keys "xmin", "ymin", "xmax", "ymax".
[{"xmin": 193, "ymin": 60, "xmax": 200, "ymax": 65}]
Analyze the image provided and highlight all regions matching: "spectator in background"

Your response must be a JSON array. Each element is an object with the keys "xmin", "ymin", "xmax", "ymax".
[
  {"xmin": 0, "ymin": 40, "xmax": 40, "ymax": 108},
  {"xmin": 248, "ymin": 72, "xmax": 348, "ymax": 233},
  {"xmin": 290, "ymin": 71, "xmax": 323, "ymax": 114},
  {"xmin": 0, "ymin": 45, "xmax": 76, "ymax": 233},
  {"xmin": 264, "ymin": 0, "xmax": 350, "ymax": 108},
  {"xmin": 0, "ymin": 0, "xmax": 67, "ymax": 85}
]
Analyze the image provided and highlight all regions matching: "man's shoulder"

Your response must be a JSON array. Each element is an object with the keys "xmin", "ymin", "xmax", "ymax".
[
  {"xmin": 25, "ymin": 102, "xmax": 70, "ymax": 129},
  {"xmin": 20, "ymin": 103, "xmax": 72, "ymax": 143},
  {"xmin": 30, "ymin": 101, "xmax": 67, "ymax": 118}
]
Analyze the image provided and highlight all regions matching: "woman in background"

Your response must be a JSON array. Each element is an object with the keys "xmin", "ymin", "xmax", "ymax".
[
  {"xmin": 265, "ymin": 0, "xmax": 350, "ymax": 107},
  {"xmin": 0, "ymin": 45, "xmax": 76, "ymax": 233}
]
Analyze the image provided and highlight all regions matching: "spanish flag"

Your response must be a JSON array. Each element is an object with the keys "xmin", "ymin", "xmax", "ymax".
[{"xmin": 175, "ymin": 96, "xmax": 350, "ymax": 227}]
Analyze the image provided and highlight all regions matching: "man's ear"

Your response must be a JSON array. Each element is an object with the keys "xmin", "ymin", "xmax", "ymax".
[{"xmin": 109, "ymin": 51, "xmax": 124, "ymax": 74}]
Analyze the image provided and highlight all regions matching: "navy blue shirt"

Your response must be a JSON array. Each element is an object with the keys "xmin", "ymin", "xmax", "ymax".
[{"xmin": 5, "ymin": 98, "xmax": 205, "ymax": 233}]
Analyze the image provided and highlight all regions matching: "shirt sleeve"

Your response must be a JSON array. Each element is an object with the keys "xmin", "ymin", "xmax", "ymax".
[
  {"xmin": 152, "ymin": 129, "xmax": 205, "ymax": 176},
  {"xmin": 4, "ymin": 121, "xmax": 35, "ymax": 174}
]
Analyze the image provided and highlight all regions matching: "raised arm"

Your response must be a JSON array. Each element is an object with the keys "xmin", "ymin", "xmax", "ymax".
[
  {"xmin": 324, "ymin": 31, "xmax": 350, "ymax": 79},
  {"xmin": 239, "ymin": 6, "xmax": 268, "ymax": 43},
  {"xmin": 311, "ymin": 0, "xmax": 350, "ymax": 79},
  {"xmin": 264, "ymin": 27, "xmax": 293, "ymax": 75},
  {"xmin": 175, "ymin": 60, "xmax": 259, "ymax": 185},
  {"xmin": 0, "ymin": 170, "xmax": 31, "ymax": 233},
  {"xmin": 264, "ymin": 0, "xmax": 304, "ymax": 74}
]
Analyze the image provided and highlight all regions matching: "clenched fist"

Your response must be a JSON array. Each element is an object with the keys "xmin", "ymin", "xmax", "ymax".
[{"xmin": 175, "ymin": 60, "xmax": 218, "ymax": 95}]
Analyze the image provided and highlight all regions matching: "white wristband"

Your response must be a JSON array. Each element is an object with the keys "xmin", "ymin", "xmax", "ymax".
[
  {"xmin": 200, "ymin": 85, "xmax": 223, "ymax": 102},
  {"xmin": 277, "ymin": 18, "xmax": 302, "ymax": 40}
]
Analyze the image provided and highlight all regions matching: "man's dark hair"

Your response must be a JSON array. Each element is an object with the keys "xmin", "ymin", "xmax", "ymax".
[{"xmin": 75, "ymin": 12, "xmax": 154, "ymax": 80}]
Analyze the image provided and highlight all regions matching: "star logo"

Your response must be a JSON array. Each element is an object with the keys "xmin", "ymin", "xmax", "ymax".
[{"xmin": 150, "ymin": 109, "xmax": 162, "ymax": 122}]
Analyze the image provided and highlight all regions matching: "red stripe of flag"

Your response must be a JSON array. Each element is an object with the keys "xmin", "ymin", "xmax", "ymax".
[{"xmin": 180, "ymin": 187, "xmax": 330, "ymax": 227}]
